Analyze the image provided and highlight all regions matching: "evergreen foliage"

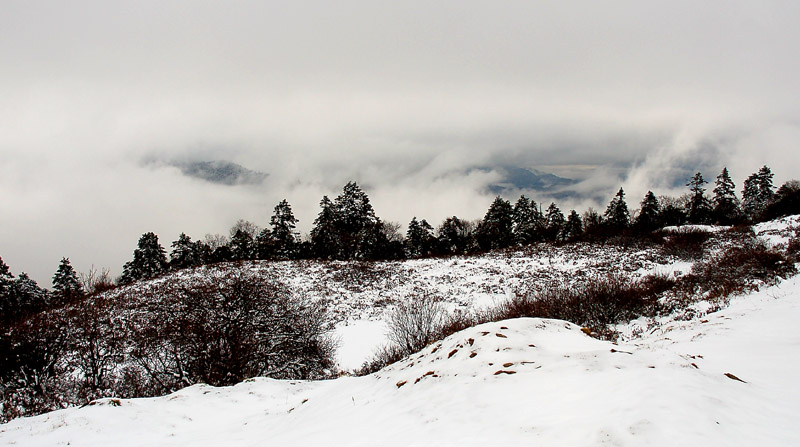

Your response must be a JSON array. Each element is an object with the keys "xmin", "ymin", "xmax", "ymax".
[
  {"xmin": 476, "ymin": 197, "xmax": 515, "ymax": 250},
  {"xmin": 604, "ymin": 188, "xmax": 630, "ymax": 230},
  {"xmin": 544, "ymin": 203, "xmax": 566, "ymax": 241},
  {"xmin": 405, "ymin": 217, "xmax": 435, "ymax": 258},
  {"xmin": 169, "ymin": 233, "xmax": 202, "ymax": 269},
  {"xmin": 764, "ymin": 180, "xmax": 800, "ymax": 219},
  {"xmin": 120, "ymin": 232, "xmax": 168, "ymax": 285},
  {"xmin": 742, "ymin": 165, "xmax": 775, "ymax": 221},
  {"xmin": 635, "ymin": 191, "xmax": 661, "ymax": 233},
  {"xmin": 436, "ymin": 217, "xmax": 473, "ymax": 255},
  {"xmin": 712, "ymin": 168, "xmax": 742, "ymax": 225},
  {"xmin": 51, "ymin": 258, "xmax": 82, "ymax": 305},
  {"xmin": 563, "ymin": 210, "xmax": 584, "ymax": 241},
  {"xmin": 686, "ymin": 172, "xmax": 712, "ymax": 224},
  {"xmin": 310, "ymin": 196, "xmax": 339, "ymax": 259},
  {"xmin": 512, "ymin": 196, "xmax": 543, "ymax": 244},
  {"xmin": 270, "ymin": 199, "xmax": 300, "ymax": 259},
  {"xmin": 229, "ymin": 229, "xmax": 255, "ymax": 261}
]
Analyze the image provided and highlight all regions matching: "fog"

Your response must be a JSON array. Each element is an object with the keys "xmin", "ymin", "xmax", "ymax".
[{"xmin": 2, "ymin": 1, "xmax": 799, "ymax": 284}]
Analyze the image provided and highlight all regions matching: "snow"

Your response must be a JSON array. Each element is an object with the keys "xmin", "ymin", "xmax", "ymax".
[
  {"xmin": 2, "ymin": 216, "xmax": 798, "ymax": 445},
  {"xmin": 3, "ymin": 275, "xmax": 800, "ymax": 446}
]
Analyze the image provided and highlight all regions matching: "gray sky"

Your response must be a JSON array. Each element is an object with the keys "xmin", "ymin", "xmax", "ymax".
[{"xmin": 2, "ymin": 1, "xmax": 800, "ymax": 285}]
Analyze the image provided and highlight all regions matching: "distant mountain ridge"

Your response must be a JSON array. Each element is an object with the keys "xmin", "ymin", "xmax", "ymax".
[
  {"xmin": 471, "ymin": 165, "xmax": 577, "ymax": 195},
  {"xmin": 170, "ymin": 160, "xmax": 268, "ymax": 186}
]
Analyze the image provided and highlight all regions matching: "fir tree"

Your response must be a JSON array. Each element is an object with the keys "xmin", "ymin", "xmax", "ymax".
[
  {"xmin": 170, "ymin": 233, "xmax": 200, "ymax": 269},
  {"xmin": 742, "ymin": 165, "xmax": 775, "ymax": 222},
  {"xmin": 229, "ymin": 229, "xmax": 255, "ymax": 261},
  {"xmin": 405, "ymin": 217, "xmax": 435, "ymax": 258},
  {"xmin": 120, "ymin": 232, "xmax": 168, "ymax": 284},
  {"xmin": 310, "ymin": 196, "xmax": 339, "ymax": 259},
  {"xmin": 604, "ymin": 188, "xmax": 630, "ymax": 230},
  {"xmin": 512, "ymin": 195, "xmax": 543, "ymax": 244},
  {"xmin": 437, "ymin": 216, "xmax": 472, "ymax": 254},
  {"xmin": 563, "ymin": 210, "xmax": 583, "ymax": 241},
  {"xmin": 333, "ymin": 182, "xmax": 381, "ymax": 259},
  {"xmin": 52, "ymin": 257, "xmax": 82, "ymax": 304},
  {"xmin": 270, "ymin": 199, "xmax": 300, "ymax": 258},
  {"xmin": 635, "ymin": 191, "xmax": 661, "ymax": 233},
  {"xmin": 712, "ymin": 167, "xmax": 742, "ymax": 225},
  {"xmin": 544, "ymin": 203, "xmax": 565, "ymax": 241},
  {"xmin": 476, "ymin": 197, "xmax": 515, "ymax": 251},
  {"xmin": 686, "ymin": 172, "xmax": 712, "ymax": 224}
]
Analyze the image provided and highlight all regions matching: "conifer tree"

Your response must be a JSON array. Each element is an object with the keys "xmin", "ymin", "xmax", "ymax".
[
  {"xmin": 310, "ymin": 196, "xmax": 339, "ymax": 259},
  {"xmin": 52, "ymin": 257, "xmax": 82, "ymax": 304},
  {"xmin": 604, "ymin": 188, "xmax": 630, "ymax": 230},
  {"xmin": 712, "ymin": 167, "xmax": 742, "ymax": 225},
  {"xmin": 170, "ymin": 233, "xmax": 200, "ymax": 269},
  {"xmin": 120, "ymin": 232, "xmax": 168, "ymax": 284},
  {"xmin": 544, "ymin": 202, "xmax": 565, "ymax": 241},
  {"xmin": 512, "ymin": 195, "xmax": 543, "ymax": 244},
  {"xmin": 270, "ymin": 199, "xmax": 300, "ymax": 258},
  {"xmin": 686, "ymin": 172, "xmax": 712, "ymax": 224},
  {"xmin": 476, "ymin": 197, "xmax": 515, "ymax": 250},
  {"xmin": 333, "ymin": 182, "xmax": 382, "ymax": 259},
  {"xmin": 742, "ymin": 165, "xmax": 775, "ymax": 222},
  {"xmin": 563, "ymin": 210, "xmax": 583, "ymax": 241},
  {"xmin": 437, "ymin": 216, "xmax": 472, "ymax": 255},
  {"xmin": 229, "ymin": 229, "xmax": 255, "ymax": 261},
  {"xmin": 405, "ymin": 217, "xmax": 435, "ymax": 258},
  {"xmin": 635, "ymin": 191, "xmax": 661, "ymax": 233}
]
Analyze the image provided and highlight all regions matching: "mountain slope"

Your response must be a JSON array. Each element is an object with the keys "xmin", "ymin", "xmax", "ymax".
[{"xmin": 2, "ymin": 276, "xmax": 799, "ymax": 446}]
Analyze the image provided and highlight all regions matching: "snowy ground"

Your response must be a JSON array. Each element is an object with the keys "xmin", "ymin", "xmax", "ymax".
[
  {"xmin": 1, "ymin": 275, "xmax": 799, "ymax": 446},
  {"xmin": 2, "ymin": 217, "xmax": 798, "ymax": 445}
]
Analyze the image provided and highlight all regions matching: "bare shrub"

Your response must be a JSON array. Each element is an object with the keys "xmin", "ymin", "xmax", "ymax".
[
  {"xmin": 386, "ymin": 294, "xmax": 448, "ymax": 354},
  {"xmin": 130, "ymin": 271, "xmax": 335, "ymax": 391},
  {"xmin": 681, "ymin": 240, "xmax": 796, "ymax": 300},
  {"xmin": 79, "ymin": 266, "xmax": 115, "ymax": 296},
  {"xmin": 660, "ymin": 228, "xmax": 711, "ymax": 259}
]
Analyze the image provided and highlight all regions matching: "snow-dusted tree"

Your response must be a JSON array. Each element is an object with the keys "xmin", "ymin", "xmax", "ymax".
[
  {"xmin": 765, "ymin": 180, "xmax": 800, "ymax": 219},
  {"xmin": 604, "ymin": 188, "xmax": 630, "ymax": 230},
  {"xmin": 712, "ymin": 167, "xmax": 742, "ymax": 225},
  {"xmin": 310, "ymin": 196, "xmax": 339, "ymax": 259},
  {"xmin": 229, "ymin": 229, "xmax": 255, "ymax": 261},
  {"xmin": 436, "ymin": 216, "xmax": 473, "ymax": 255},
  {"xmin": 476, "ymin": 196, "xmax": 515, "ymax": 250},
  {"xmin": 742, "ymin": 166, "xmax": 775, "ymax": 222},
  {"xmin": 405, "ymin": 217, "xmax": 435, "ymax": 258},
  {"xmin": 10, "ymin": 272, "xmax": 48, "ymax": 317},
  {"xmin": 51, "ymin": 257, "xmax": 82, "ymax": 305},
  {"xmin": 563, "ymin": 210, "xmax": 584, "ymax": 241},
  {"xmin": 634, "ymin": 191, "xmax": 661, "ymax": 233},
  {"xmin": 270, "ymin": 199, "xmax": 300, "ymax": 259},
  {"xmin": 169, "ymin": 233, "xmax": 201, "ymax": 269},
  {"xmin": 685, "ymin": 172, "xmax": 712, "ymax": 224},
  {"xmin": 544, "ymin": 202, "xmax": 565, "ymax": 241},
  {"xmin": 512, "ymin": 195, "xmax": 543, "ymax": 244},
  {"xmin": 119, "ymin": 232, "xmax": 168, "ymax": 285}
]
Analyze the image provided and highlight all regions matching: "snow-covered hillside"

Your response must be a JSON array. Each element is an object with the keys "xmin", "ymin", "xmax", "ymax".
[
  {"xmin": 1, "ymin": 275, "xmax": 799, "ymax": 446},
  {"xmin": 1, "ymin": 216, "xmax": 798, "ymax": 445}
]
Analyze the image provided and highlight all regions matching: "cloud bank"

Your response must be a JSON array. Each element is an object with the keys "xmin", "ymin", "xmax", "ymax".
[{"xmin": 1, "ymin": 1, "xmax": 799, "ymax": 283}]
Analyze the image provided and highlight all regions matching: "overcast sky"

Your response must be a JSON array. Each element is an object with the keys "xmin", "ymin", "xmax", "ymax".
[{"xmin": 2, "ymin": 1, "xmax": 800, "ymax": 285}]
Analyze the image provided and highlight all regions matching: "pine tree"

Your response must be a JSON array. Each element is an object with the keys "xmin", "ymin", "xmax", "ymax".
[
  {"xmin": 604, "ymin": 188, "xmax": 630, "ymax": 230},
  {"xmin": 686, "ymin": 172, "xmax": 712, "ymax": 224},
  {"xmin": 52, "ymin": 257, "xmax": 82, "ymax": 304},
  {"xmin": 333, "ymin": 182, "xmax": 381, "ymax": 259},
  {"xmin": 170, "ymin": 233, "xmax": 200, "ymax": 269},
  {"xmin": 563, "ymin": 210, "xmax": 583, "ymax": 241},
  {"xmin": 512, "ymin": 195, "xmax": 543, "ymax": 244},
  {"xmin": 120, "ymin": 232, "xmax": 168, "ymax": 284},
  {"xmin": 229, "ymin": 229, "xmax": 255, "ymax": 261},
  {"xmin": 635, "ymin": 191, "xmax": 661, "ymax": 233},
  {"xmin": 544, "ymin": 203, "xmax": 565, "ymax": 241},
  {"xmin": 405, "ymin": 217, "xmax": 435, "ymax": 258},
  {"xmin": 742, "ymin": 165, "xmax": 775, "ymax": 222},
  {"xmin": 476, "ymin": 197, "xmax": 515, "ymax": 251},
  {"xmin": 437, "ymin": 216, "xmax": 472, "ymax": 255},
  {"xmin": 712, "ymin": 167, "xmax": 742, "ymax": 225},
  {"xmin": 270, "ymin": 199, "xmax": 299, "ymax": 259},
  {"xmin": 310, "ymin": 196, "xmax": 339, "ymax": 259},
  {"xmin": 11, "ymin": 272, "xmax": 47, "ymax": 316}
]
